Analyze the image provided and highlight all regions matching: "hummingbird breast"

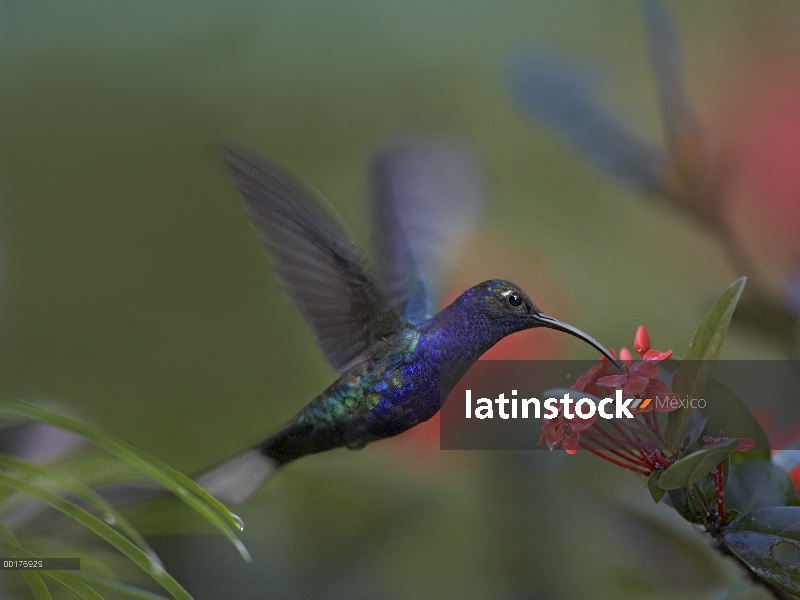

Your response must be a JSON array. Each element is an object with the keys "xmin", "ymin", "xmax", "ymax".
[{"xmin": 260, "ymin": 326, "xmax": 449, "ymax": 464}]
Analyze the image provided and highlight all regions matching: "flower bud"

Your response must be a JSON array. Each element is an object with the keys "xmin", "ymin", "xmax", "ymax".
[{"xmin": 634, "ymin": 325, "xmax": 651, "ymax": 355}]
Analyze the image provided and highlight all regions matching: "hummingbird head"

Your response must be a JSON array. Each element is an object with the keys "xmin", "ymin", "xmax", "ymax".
[{"xmin": 463, "ymin": 279, "xmax": 621, "ymax": 369}]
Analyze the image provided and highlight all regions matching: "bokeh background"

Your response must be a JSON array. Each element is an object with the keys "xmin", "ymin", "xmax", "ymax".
[{"xmin": 1, "ymin": 1, "xmax": 800, "ymax": 598}]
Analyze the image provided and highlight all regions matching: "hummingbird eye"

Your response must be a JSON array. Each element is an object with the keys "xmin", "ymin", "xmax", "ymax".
[{"xmin": 507, "ymin": 292, "xmax": 523, "ymax": 307}]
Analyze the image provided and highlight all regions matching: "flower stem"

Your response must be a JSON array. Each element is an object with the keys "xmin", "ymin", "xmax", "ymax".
[
  {"xmin": 714, "ymin": 462, "xmax": 726, "ymax": 523},
  {"xmin": 580, "ymin": 441, "xmax": 651, "ymax": 475}
]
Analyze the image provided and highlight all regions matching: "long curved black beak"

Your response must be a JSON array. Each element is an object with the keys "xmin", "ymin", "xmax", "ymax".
[{"xmin": 534, "ymin": 313, "xmax": 621, "ymax": 370}]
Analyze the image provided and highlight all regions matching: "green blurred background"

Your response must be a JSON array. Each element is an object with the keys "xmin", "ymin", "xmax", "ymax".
[{"xmin": 1, "ymin": 1, "xmax": 800, "ymax": 598}]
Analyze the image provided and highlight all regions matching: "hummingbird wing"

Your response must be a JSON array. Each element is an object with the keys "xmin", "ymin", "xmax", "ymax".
[
  {"xmin": 224, "ymin": 145, "xmax": 402, "ymax": 373},
  {"xmin": 370, "ymin": 136, "xmax": 486, "ymax": 322}
]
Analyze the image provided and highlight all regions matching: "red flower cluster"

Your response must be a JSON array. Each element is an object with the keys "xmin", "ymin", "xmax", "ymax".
[
  {"xmin": 540, "ymin": 326, "xmax": 678, "ymax": 474},
  {"xmin": 539, "ymin": 326, "xmax": 676, "ymax": 475},
  {"xmin": 540, "ymin": 324, "xmax": 757, "ymax": 523}
]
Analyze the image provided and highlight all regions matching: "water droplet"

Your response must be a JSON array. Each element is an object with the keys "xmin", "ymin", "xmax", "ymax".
[
  {"xmin": 103, "ymin": 513, "xmax": 117, "ymax": 526},
  {"xmin": 231, "ymin": 512, "xmax": 244, "ymax": 532}
]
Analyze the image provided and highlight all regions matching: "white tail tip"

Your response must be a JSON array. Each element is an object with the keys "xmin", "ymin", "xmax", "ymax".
[{"xmin": 195, "ymin": 449, "xmax": 278, "ymax": 505}]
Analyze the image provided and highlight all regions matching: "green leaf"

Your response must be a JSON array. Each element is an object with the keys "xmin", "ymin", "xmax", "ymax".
[
  {"xmin": 41, "ymin": 572, "xmax": 105, "ymax": 600},
  {"xmin": 0, "ymin": 472, "xmax": 192, "ymax": 600},
  {"xmin": 648, "ymin": 471, "xmax": 666, "ymax": 503},
  {"xmin": 666, "ymin": 277, "xmax": 747, "ymax": 447},
  {"xmin": 0, "ymin": 543, "xmax": 100, "ymax": 600},
  {"xmin": 722, "ymin": 506, "xmax": 800, "ymax": 595},
  {"xmin": 0, "ymin": 522, "xmax": 52, "ymax": 600},
  {"xmin": 658, "ymin": 438, "xmax": 740, "ymax": 490},
  {"xmin": 0, "ymin": 455, "xmax": 161, "ymax": 567},
  {"xmin": 677, "ymin": 408, "xmax": 707, "ymax": 454},
  {"xmin": 71, "ymin": 573, "xmax": 170, "ymax": 600},
  {"xmin": 0, "ymin": 533, "xmax": 168, "ymax": 600},
  {"xmin": 724, "ymin": 461, "xmax": 794, "ymax": 514},
  {"xmin": 0, "ymin": 395, "xmax": 249, "ymax": 562},
  {"xmin": 701, "ymin": 378, "xmax": 770, "ymax": 462},
  {"xmin": 663, "ymin": 488, "xmax": 702, "ymax": 524}
]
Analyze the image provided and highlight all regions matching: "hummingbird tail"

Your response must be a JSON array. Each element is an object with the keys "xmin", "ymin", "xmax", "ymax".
[{"xmin": 195, "ymin": 449, "xmax": 279, "ymax": 505}]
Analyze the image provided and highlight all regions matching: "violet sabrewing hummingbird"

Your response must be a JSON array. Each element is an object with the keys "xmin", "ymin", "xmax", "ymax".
[{"xmin": 198, "ymin": 139, "xmax": 619, "ymax": 504}]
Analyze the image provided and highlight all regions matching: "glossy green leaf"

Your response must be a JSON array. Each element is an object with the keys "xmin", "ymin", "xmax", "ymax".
[
  {"xmin": 722, "ymin": 507, "xmax": 800, "ymax": 595},
  {"xmin": 701, "ymin": 378, "xmax": 770, "ymax": 462},
  {"xmin": 0, "ymin": 395, "xmax": 249, "ymax": 562},
  {"xmin": 1, "ymin": 541, "xmax": 97, "ymax": 600},
  {"xmin": 666, "ymin": 277, "xmax": 747, "ymax": 446},
  {"xmin": 0, "ymin": 522, "xmax": 52, "ymax": 600},
  {"xmin": 0, "ymin": 472, "xmax": 192, "ymax": 600},
  {"xmin": 0, "ymin": 455, "xmax": 161, "ymax": 567},
  {"xmin": 678, "ymin": 408, "xmax": 707, "ymax": 454},
  {"xmin": 42, "ymin": 572, "xmax": 105, "ymax": 600},
  {"xmin": 0, "ymin": 534, "xmax": 169, "ymax": 600},
  {"xmin": 658, "ymin": 438, "xmax": 739, "ymax": 490},
  {"xmin": 71, "ymin": 573, "xmax": 170, "ymax": 600},
  {"xmin": 648, "ymin": 471, "xmax": 666, "ymax": 503},
  {"xmin": 724, "ymin": 461, "xmax": 793, "ymax": 515},
  {"xmin": 664, "ymin": 488, "xmax": 702, "ymax": 524}
]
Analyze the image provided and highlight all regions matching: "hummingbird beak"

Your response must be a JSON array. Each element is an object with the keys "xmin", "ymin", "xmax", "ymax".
[{"xmin": 533, "ymin": 313, "xmax": 621, "ymax": 370}]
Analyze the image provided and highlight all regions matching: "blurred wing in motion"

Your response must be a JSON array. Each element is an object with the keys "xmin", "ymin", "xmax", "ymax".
[
  {"xmin": 371, "ymin": 136, "xmax": 486, "ymax": 322},
  {"xmin": 224, "ymin": 145, "xmax": 402, "ymax": 373},
  {"xmin": 509, "ymin": 56, "xmax": 669, "ymax": 192},
  {"xmin": 640, "ymin": 0, "xmax": 702, "ymax": 163}
]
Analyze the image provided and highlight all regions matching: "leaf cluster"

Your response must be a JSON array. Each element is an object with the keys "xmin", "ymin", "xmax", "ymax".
[{"xmin": 0, "ymin": 398, "xmax": 249, "ymax": 599}]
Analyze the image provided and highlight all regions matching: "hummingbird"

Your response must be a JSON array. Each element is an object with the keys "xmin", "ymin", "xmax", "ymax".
[{"xmin": 198, "ymin": 139, "xmax": 619, "ymax": 504}]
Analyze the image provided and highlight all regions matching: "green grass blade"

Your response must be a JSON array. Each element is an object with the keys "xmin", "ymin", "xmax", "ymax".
[
  {"xmin": 20, "ymin": 569, "xmax": 55, "ymax": 600},
  {"xmin": 0, "ymin": 523, "xmax": 53, "ymax": 600},
  {"xmin": 0, "ymin": 396, "xmax": 249, "ymax": 562},
  {"xmin": 71, "ymin": 572, "xmax": 170, "ymax": 600},
  {"xmin": 0, "ymin": 455, "xmax": 163, "ymax": 568},
  {"xmin": 41, "ymin": 571, "xmax": 105, "ymax": 600},
  {"xmin": 0, "ymin": 473, "xmax": 192, "ymax": 600}
]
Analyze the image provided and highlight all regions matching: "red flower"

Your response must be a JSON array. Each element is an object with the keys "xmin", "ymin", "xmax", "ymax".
[
  {"xmin": 571, "ymin": 357, "xmax": 613, "ymax": 398},
  {"xmin": 542, "ymin": 325, "xmax": 679, "ymax": 476},
  {"xmin": 596, "ymin": 326, "xmax": 673, "ymax": 396},
  {"xmin": 633, "ymin": 379, "xmax": 680, "ymax": 414},
  {"xmin": 597, "ymin": 360, "xmax": 660, "ymax": 396},
  {"xmin": 540, "ymin": 407, "xmax": 597, "ymax": 455}
]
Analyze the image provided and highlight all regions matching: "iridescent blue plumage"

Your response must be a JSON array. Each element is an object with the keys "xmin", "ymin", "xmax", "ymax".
[{"xmin": 197, "ymin": 139, "xmax": 618, "ymax": 504}]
